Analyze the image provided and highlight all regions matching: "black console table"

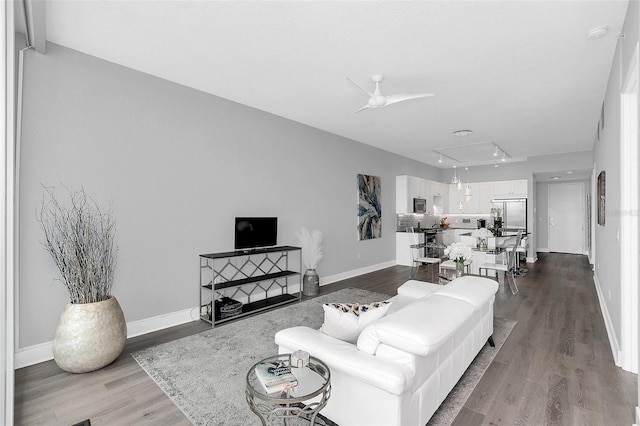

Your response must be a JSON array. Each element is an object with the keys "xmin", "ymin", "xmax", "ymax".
[{"xmin": 199, "ymin": 246, "xmax": 302, "ymax": 326}]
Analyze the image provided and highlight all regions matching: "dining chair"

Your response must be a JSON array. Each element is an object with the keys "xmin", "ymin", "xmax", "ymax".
[{"xmin": 478, "ymin": 230, "xmax": 522, "ymax": 295}]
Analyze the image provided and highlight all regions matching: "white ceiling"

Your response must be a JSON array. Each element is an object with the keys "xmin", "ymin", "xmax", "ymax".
[{"xmin": 20, "ymin": 1, "xmax": 629, "ymax": 169}]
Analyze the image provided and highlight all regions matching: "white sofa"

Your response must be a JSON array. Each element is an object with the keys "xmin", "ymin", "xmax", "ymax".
[{"xmin": 274, "ymin": 276, "xmax": 499, "ymax": 426}]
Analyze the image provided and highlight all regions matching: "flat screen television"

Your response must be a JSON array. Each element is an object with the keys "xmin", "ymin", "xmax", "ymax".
[{"xmin": 234, "ymin": 217, "xmax": 278, "ymax": 250}]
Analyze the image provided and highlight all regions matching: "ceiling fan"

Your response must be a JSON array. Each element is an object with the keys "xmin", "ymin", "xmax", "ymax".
[{"xmin": 347, "ymin": 74, "xmax": 435, "ymax": 113}]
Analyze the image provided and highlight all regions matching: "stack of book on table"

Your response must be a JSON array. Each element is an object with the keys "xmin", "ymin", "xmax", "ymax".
[{"xmin": 254, "ymin": 361, "xmax": 298, "ymax": 394}]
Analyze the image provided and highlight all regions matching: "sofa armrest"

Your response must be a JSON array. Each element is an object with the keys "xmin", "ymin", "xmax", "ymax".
[{"xmin": 275, "ymin": 326, "xmax": 413, "ymax": 395}]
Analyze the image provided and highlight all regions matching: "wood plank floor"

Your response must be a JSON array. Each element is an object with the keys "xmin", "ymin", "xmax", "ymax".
[{"xmin": 14, "ymin": 252, "xmax": 637, "ymax": 425}]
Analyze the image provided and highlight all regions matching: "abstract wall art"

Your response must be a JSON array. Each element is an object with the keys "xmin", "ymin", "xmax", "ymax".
[
  {"xmin": 597, "ymin": 170, "xmax": 606, "ymax": 225},
  {"xmin": 357, "ymin": 174, "xmax": 382, "ymax": 240}
]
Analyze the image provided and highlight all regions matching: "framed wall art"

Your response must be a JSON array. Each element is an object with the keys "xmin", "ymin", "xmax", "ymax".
[
  {"xmin": 357, "ymin": 174, "xmax": 381, "ymax": 240},
  {"xmin": 597, "ymin": 170, "xmax": 606, "ymax": 225}
]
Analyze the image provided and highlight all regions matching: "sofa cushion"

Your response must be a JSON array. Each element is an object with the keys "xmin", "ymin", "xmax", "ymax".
[
  {"xmin": 396, "ymin": 280, "xmax": 443, "ymax": 299},
  {"xmin": 436, "ymin": 276, "xmax": 499, "ymax": 309},
  {"xmin": 357, "ymin": 295, "xmax": 474, "ymax": 356},
  {"xmin": 321, "ymin": 301, "xmax": 392, "ymax": 344}
]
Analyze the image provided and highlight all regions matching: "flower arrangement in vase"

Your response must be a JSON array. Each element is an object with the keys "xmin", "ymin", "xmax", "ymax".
[
  {"xmin": 471, "ymin": 227, "xmax": 493, "ymax": 249},
  {"xmin": 444, "ymin": 242, "xmax": 473, "ymax": 277}
]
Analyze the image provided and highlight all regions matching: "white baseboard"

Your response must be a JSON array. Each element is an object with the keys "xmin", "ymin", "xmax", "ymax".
[
  {"xmin": 15, "ymin": 261, "xmax": 397, "ymax": 369},
  {"xmin": 320, "ymin": 260, "xmax": 397, "ymax": 286},
  {"xmin": 635, "ymin": 406, "xmax": 640, "ymax": 425},
  {"xmin": 593, "ymin": 272, "xmax": 621, "ymax": 366},
  {"xmin": 525, "ymin": 256, "xmax": 537, "ymax": 263},
  {"xmin": 537, "ymin": 248, "xmax": 550, "ymax": 253},
  {"xmin": 126, "ymin": 307, "xmax": 198, "ymax": 338},
  {"xmin": 15, "ymin": 307, "xmax": 198, "ymax": 369},
  {"xmin": 14, "ymin": 342, "xmax": 54, "ymax": 370}
]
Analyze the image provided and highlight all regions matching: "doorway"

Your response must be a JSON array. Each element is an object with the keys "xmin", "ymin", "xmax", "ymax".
[{"xmin": 548, "ymin": 183, "xmax": 584, "ymax": 254}]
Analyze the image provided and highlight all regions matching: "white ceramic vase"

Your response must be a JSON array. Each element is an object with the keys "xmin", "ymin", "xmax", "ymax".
[{"xmin": 53, "ymin": 296, "xmax": 127, "ymax": 373}]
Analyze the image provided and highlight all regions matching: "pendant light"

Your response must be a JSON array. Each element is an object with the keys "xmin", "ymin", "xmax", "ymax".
[
  {"xmin": 452, "ymin": 166, "xmax": 459, "ymax": 185},
  {"xmin": 464, "ymin": 167, "xmax": 472, "ymax": 201}
]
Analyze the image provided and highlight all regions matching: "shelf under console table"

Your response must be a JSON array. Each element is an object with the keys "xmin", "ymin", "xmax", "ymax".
[{"xmin": 199, "ymin": 246, "xmax": 302, "ymax": 326}]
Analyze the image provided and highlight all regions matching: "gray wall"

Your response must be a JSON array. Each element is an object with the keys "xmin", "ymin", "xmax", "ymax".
[
  {"xmin": 593, "ymin": 0, "xmax": 639, "ymax": 363},
  {"xmin": 17, "ymin": 42, "xmax": 441, "ymax": 348}
]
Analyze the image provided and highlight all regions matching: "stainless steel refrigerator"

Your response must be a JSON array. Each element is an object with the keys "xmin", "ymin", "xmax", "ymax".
[{"xmin": 491, "ymin": 198, "xmax": 527, "ymax": 233}]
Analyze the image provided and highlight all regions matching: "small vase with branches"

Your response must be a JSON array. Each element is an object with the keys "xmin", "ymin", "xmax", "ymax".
[{"xmin": 296, "ymin": 227, "xmax": 323, "ymax": 296}]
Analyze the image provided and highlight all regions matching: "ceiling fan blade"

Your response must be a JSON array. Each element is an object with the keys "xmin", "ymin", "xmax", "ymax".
[
  {"xmin": 384, "ymin": 93, "xmax": 435, "ymax": 106},
  {"xmin": 354, "ymin": 104, "xmax": 372, "ymax": 113},
  {"xmin": 346, "ymin": 77, "xmax": 375, "ymax": 98}
]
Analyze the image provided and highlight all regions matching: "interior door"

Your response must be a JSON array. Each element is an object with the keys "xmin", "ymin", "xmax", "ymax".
[{"xmin": 549, "ymin": 183, "xmax": 584, "ymax": 254}]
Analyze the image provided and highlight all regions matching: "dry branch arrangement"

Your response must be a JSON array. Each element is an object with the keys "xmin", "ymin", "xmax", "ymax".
[
  {"xmin": 296, "ymin": 227, "xmax": 323, "ymax": 270},
  {"xmin": 37, "ymin": 185, "xmax": 118, "ymax": 304}
]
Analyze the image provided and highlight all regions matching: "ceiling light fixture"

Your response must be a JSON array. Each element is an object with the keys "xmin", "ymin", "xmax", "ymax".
[
  {"xmin": 452, "ymin": 129, "xmax": 473, "ymax": 137},
  {"xmin": 550, "ymin": 176, "xmax": 561, "ymax": 180},
  {"xmin": 501, "ymin": 151, "xmax": 507, "ymax": 162},
  {"xmin": 433, "ymin": 150, "xmax": 461, "ymax": 165},
  {"xmin": 588, "ymin": 26, "xmax": 609, "ymax": 40},
  {"xmin": 464, "ymin": 167, "xmax": 472, "ymax": 202},
  {"xmin": 493, "ymin": 146, "xmax": 499, "ymax": 157}
]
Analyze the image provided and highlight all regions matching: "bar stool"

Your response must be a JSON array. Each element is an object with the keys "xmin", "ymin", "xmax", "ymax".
[
  {"xmin": 479, "ymin": 230, "xmax": 522, "ymax": 294},
  {"xmin": 407, "ymin": 227, "xmax": 441, "ymax": 283},
  {"xmin": 506, "ymin": 236, "xmax": 527, "ymax": 274}
]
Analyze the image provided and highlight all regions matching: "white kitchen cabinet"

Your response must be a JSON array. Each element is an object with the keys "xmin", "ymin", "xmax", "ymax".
[
  {"xmin": 396, "ymin": 232, "xmax": 423, "ymax": 266},
  {"xmin": 493, "ymin": 179, "xmax": 527, "ymax": 198},
  {"xmin": 449, "ymin": 184, "xmax": 463, "ymax": 212},
  {"xmin": 477, "ymin": 182, "xmax": 495, "ymax": 212},
  {"xmin": 396, "ymin": 176, "xmax": 412, "ymax": 214},
  {"xmin": 462, "ymin": 181, "xmax": 495, "ymax": 214},
  {"xmin": 430, "ymin": 182, "xmax": 448, "ymax": 215},
  {"xmin": 421, "ymin": 180, "xmax": 433, "ymax": 213},
  {"xmin": 462, "ymin": 184, "xmax": 479, "ymax": 214},
  {"xmin": 449, "ymin": 183, "xmax": 479, "ymax": 214},
  {"xmin": 396, "ymin": 175, "xmax": 438, "ymax": 214}
]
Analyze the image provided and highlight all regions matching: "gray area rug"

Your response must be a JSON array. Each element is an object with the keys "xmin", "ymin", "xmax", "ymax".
[{"xmin": 132, "ymin": 288, "xmax": 515, "ymax": 426}]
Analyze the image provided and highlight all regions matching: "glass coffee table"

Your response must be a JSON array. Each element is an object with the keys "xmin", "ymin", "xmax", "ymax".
[{"xmin": 246, "ymin": 354, "xmax": 331, "ymax": 425}]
